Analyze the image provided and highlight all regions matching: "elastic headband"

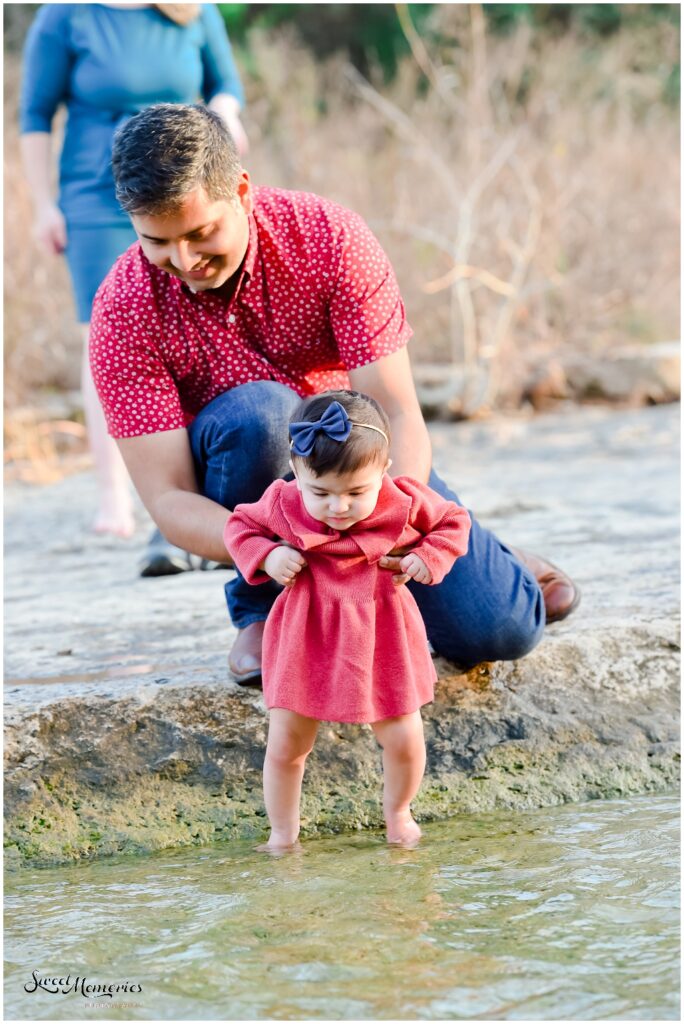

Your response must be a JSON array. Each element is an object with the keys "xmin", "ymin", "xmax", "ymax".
[{"xmin": 289, "ymin": 401, "xmax": 389, "ymax": 458}]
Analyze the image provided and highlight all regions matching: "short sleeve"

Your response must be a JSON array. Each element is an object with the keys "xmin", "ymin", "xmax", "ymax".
[
  {"xmin": 199, "ymin": 4, "xmax": 245, "ymax": 106},
  {"xmin": 89, "ymin": 261, "xmax": 185, "ymax": 439},
  {"xmin": 20, "ymin": 4, "xmax": 75, "ymax": 133},
  {"xmin": 328, "ymin": 211, "xmax": 412, "ymax": 371}
]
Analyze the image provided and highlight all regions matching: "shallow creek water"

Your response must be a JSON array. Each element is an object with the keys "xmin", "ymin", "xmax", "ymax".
[{"xmin": 4, "ymin": 792, "xmax": 679, "ymax": 1021}]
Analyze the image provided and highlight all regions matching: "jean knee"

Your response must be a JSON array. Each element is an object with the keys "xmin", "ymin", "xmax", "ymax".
[
  {"xmin": 433, "ymin": 607, "xmax": 545, "ymax": 669},
  {"xmin": 190, "ymin": 382, "xmax": 301, "ymax": 503},
  {"xmin": 244, "ymin": 381, "xmax": 302, "ymax": 424},
  {"xmin": 233, "ymin": 386, "xmax": 299, "ymax": 478}
]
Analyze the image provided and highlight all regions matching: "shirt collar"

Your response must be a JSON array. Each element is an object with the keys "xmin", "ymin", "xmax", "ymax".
[{"xmin": 242, "ymin": 211, "xmax": 259, "ymax": 281}]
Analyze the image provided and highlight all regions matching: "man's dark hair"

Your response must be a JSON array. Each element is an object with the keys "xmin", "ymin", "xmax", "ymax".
[
  {"xmin": 112, "ymin": 104, "xmax": 242, "ymax": 215},
  {"xmin": 289, "ymin": 390, "xmax": 391, "ymax": 477}
]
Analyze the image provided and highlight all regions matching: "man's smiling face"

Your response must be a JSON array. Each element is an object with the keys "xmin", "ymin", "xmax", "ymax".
[{"xmin": 131, "ymin": 175, "xmax": 252, "ymax": 292}]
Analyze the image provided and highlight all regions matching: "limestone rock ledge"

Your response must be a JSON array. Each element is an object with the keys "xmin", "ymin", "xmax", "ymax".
[
  {"xmin": 4, "ymin": 406, "xmax": 680, "ymax": 869},
  {"xmin": 4, "ymin": 622, "xmax": 678, "ymax": 870}
]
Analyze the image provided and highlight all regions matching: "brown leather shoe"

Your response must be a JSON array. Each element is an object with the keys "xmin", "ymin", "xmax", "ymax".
[
  {"xmin": 509, "ymin": 547, "xmax": 581, "ymax": 623},
  {"xmin": 228, "ymin": 620, "xmax": 265, "ymax": 687}
]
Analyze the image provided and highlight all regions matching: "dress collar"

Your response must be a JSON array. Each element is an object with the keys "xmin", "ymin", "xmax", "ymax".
[
  {"xmin": 277, "ymin": 476, "xmax": 412, "ymax": 561},
  {"xmin": 350, "ymin": 475, "xmax": 412, "ymax": 561}
]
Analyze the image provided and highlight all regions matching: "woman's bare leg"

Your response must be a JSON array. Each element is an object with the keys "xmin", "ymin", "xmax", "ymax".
[
  {"xmin": 80, "ymin": 325, "xmax": 134, "ymax": 537},
  {"xmin": 261, "ymin": 708, "xmax": 319, "ymax": 850},
  {"xmin": 371, "ymin": 711, "xmax": 426, "ymax": 845}
]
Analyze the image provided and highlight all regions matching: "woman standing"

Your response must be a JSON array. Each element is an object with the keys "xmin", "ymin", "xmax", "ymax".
[{"xmin": 20, "ymin": 3, "xmax": 247, "ymax": 568}]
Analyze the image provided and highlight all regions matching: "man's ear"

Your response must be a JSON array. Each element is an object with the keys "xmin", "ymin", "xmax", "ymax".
[{"xmin": 236, "ymin": 171, "xmax": 252, "ymax": 215}]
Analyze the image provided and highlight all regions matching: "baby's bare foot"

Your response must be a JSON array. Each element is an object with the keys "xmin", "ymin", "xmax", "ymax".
[
  {"xmin": 386, "ymin": 812, "xmax": 422, "ymax": 847},
  {"xmin": 256, "ymin": 830, "xmax": 301, "ymax": 854}
]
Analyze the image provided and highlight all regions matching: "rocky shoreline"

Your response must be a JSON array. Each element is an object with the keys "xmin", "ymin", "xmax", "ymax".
[{"xmin": 4, "ymin": 405, "xmax": 680, "ymax": 869}]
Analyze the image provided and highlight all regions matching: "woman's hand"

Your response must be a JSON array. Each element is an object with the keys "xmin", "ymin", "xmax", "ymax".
[
  {"xmin": 222, "ymin": 111, "xmax": 249, "ymax": 156},
  {"xmin": 33, "ymin": 201, "xmax": 67, "ymax": 255},
  {"xmin": 263, "ymin": 545, "xmax": 307, "ymax": 587},
  {"xmin": 207, "ymin": 93, "xmax": 249, "ymax": 156}
]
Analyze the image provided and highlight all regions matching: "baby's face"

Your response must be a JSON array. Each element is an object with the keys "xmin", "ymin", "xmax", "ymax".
[{"xmin": 292, "ymin": 458, "xmax": 390, "ymax": 531}]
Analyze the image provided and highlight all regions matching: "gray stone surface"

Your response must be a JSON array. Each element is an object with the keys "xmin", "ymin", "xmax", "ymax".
[
  {"xmin": 4, "ymin": 405, "xmax": 680, "ymax": 868},
  {"xmin": 563, "ymin": 341, "xmax": 681, "ymax": 404}
]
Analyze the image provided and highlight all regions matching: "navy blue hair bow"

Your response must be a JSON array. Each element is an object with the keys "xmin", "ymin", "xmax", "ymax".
[{"xmin": 289, "ymin": 401, "xmax": 352, "ymax": 457}]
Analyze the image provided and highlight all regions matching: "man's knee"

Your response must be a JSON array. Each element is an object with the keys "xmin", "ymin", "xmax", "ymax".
[
  {"xmin": 231, "ymin": 387, "xmax": 296, "ymax": 455},
  {"xmin": 194, "ymin": 381, "xmax": 299, "ymax": 445},
  {"xmin": 190, "ymin": 382, "xmax": 301, "ymax": 498}
]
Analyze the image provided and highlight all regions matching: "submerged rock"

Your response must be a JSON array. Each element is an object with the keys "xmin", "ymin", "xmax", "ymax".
[{"xmin": 4, "ymin": 406, "xmax": 680, "ymax": 869}]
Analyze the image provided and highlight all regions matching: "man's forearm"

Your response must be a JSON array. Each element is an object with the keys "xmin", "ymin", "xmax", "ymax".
[
  {"xmin": 387, "ymin": 411, "xmax": 432, "ymax": 482},
  {"xmin": 116, "ymin": 430, "xmax": 235, "ymax": 561},
  {"xmin": 151, "ymin": 490, "xmax": 233, "ymax": 562}
]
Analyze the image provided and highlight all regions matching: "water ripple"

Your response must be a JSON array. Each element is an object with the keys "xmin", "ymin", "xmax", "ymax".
[{"xmin": 4, "ymin": 793, "xmax": 679, "ymax": 1020}]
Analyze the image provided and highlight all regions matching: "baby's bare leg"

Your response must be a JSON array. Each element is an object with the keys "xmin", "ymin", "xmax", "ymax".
[
  {"xmin": 261, "ymin": 708, "xmax": 319, "ymax": 850},
  {"xmin": 371, "ymin": 711, "xmax": 426, "ymax": 845}
]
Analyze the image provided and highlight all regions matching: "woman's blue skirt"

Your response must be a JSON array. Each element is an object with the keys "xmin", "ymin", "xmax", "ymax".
[{"xmin": 65, "ymin": 222, "xmax": 138, "ymax": 322}]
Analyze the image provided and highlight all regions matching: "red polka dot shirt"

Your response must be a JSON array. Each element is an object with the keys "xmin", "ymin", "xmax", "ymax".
[{"xmin": 90, "ymin": 186, "xmax": 413, "ymax": 438}]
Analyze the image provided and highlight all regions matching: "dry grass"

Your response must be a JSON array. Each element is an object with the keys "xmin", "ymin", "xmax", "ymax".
[
  {"xmin": 3, "ymin": 6, "xmax": 680, "ymax": 420},
  {"xmin": 4, "ymin": 410, "xmax": 89, "ymax": 483}
]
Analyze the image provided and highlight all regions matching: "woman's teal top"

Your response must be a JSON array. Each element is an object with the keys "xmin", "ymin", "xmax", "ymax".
[{"xmin": 20, "ymin": 3, "xmax": 244, "ymax": 227}]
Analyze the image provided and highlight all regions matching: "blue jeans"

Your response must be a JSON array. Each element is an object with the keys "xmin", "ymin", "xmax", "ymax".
[{"xmin": 188, "ymin": 382, "xmax": 545, "ymax": 669}]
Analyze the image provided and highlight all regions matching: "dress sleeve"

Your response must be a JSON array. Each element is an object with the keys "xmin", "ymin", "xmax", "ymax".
[
  {"xmin": 19, "ymin": 4, "xmax": 75, "ymax": 133},
  {"xmin": 223, "ymin": 484, "xmax": 285, "ymax": 585},
  {"xmin": 399, "ymin": 477, "xmax": 471, "ymax": 586},
  {"xmin": 199, "ymin": 4, "xmax": 245, "ymax": 106},
  {"xmin": 328, "ymin": 209, "xmax": 413, "ymax": 371}
]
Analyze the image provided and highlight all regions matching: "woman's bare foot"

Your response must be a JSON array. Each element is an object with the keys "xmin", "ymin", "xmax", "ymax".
[
  {"xmin": 386, "ymin": 810, "xmax": 422, "ymax": 846},
  {"xmin": 92, "ymin": 491, "xmax": 135, "ymax": 538}
]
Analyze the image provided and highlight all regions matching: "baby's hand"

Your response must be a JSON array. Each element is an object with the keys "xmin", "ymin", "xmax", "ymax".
[
  {"xmin": 399, "ymin": 552, "xmax": 433, "ymax": 584},
  {"xmin": 263, "ymin": 545, "xmax": 307, "ymax": 587}
]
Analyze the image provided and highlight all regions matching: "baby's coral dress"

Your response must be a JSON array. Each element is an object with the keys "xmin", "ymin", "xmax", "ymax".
[{"xmin": 224, "ymin": 475, "xmax": 470, "ymax": 723}]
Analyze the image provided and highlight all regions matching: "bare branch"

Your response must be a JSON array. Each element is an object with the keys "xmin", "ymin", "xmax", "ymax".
[
  {"xmin": 424, "ymin": 264, "xmax": 516, "ymax": 297},
  {"xmin": 395, "ymin": 4, "xmax": 455, "ymax": 106},
  {"xmin": 343, "ymin": 64, "xmax": 457, "ymax": 201}
]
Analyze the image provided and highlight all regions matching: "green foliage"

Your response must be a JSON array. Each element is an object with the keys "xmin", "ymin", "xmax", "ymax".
[
  {"xmin": 217, "ymin": 3, "xmax": 680, "ymax": 82},
  {"xmin": 482, "ymin": 3, "xmax": 678, "ymax": 37},
  {"xmin": 218, "ymin": 3, "xmax": 435, "ymax": 78},
  {"xmin": 663, "ymin": 61, "xmax": 680, "ymax": 106}
]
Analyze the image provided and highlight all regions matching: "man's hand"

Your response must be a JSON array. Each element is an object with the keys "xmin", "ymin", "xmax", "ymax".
[
  {"xmin": 399, "ymin": 551, "xmax": 432, "ymax": 584},
  {"xmin": 263, "ymin": 545, "xmax": 307, "ymax": 587},
  {"xmin": 380, "ymin": 551, "xmax": 432, "ymax": 586},
  {"xmin": 379, "ymin": 553, "xmax": 409, "ymax": 586}
]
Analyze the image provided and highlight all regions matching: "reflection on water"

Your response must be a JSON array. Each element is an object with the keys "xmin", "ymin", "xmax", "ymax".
[{"xmin": 4, "ymin": 793, "xmax": 679, "ymax": 1021}]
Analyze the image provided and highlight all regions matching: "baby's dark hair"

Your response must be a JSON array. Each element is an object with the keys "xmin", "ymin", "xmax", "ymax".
[{"xmin": 289, "ymin": 390, "xmax": 391, "ymax": 477}]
